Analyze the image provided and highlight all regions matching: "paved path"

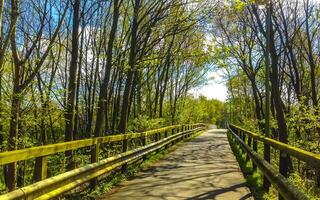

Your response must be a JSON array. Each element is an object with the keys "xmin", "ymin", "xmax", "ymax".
[{"xmin": 101, "ymin": 128, "xmax": 253, "ymax": 200}]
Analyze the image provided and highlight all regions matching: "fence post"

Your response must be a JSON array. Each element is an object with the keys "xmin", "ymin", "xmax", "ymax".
[
  {"xmin": 121, "ymin": 135, "xmax": 128, "ymax": 173},
  {"xmin": 264, "ymin": 146, "xmax": 271, "ymax": 191},
  {"xmin": 171, "ymin": 128, "xmax": 175, "ymax": 145},
  {"xmin": 252, "ymin": 139, "xmax": 257, "ymax": 171},
  {"xmin": 316, "ymin": 168, "xmax": 320, "ymax": 188},
  {"xmin": 237, "ymin": 130, "xmax": 242, "ymax": 151},
  {"xmin": 165, "ymin": 130, "xmax": 169, "ymax": 148},
  {"xmin": 142, "ymin": 133, "xmax": 147, "ymax": 160},
  {"xmin": 184, "ymin": 125, "xmax": 187, "ymax": 138},
  {"xmin": 246, "ymin": 136, "xmax": 251, "ymax": 161},
  {"xmin": 156, "ymin": 131, "xmax": 161, "ymax": 153},
  {"xmin": 240, "ymin": 131, "xmax": 245, "ymax": 153},
  {"xmin": 90, "ymin": 141, "xmax": 100, "ymax": 188},
  {"xmin": 34, "ymin": 156, "xmax": 47, "ymax": 182}
]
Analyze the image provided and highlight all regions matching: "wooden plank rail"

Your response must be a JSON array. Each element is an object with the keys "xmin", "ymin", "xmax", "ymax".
[
  {"xmin": 228, "ymin": 124, "xmax": 320, "ymax": 200},
  {"xmin": 0, "ymin": 123, "xmax": 207, "ymax": 200},
  {"xmin": 0, "ymin": 125, "xmax": 179, "ymax": 165},
  {"xmin": 229, "ymin": 124, "xmax": 320, "ymax": 168}
]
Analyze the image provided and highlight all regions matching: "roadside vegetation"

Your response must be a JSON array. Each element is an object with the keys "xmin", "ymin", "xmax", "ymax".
[
  {"xmin": 213, "ymin": 0, "xmax": 320, "ymax": 199},
  {"xmin": 0, "ymin": 0, "xmax": 221, "ymax": 192}
]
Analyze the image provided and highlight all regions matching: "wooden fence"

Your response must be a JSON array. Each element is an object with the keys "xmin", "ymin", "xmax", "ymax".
[
  {"xmin": 229, "ymin": 124, "xmax": 320, "ymax": 200},
  {"xmin": 0, "ymin": 123, "xmax": 207, "ymax": 200}
]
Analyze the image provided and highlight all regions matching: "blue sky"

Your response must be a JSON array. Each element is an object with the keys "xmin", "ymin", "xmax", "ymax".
[{"xmin": 190, "ymin": 71, "xmax": 228, "ymax": 102}]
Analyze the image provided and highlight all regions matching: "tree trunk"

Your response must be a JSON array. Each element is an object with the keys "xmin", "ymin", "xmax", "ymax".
[
  {"xmin": 269, "ymin": 23, "xmax": 289, "ymax": 178},
  {"xmin": 6, "ymin": 84, "xmax": 20, "ymax": 190},
  {"xmin": 94, "ymin": 0, "xmax": 120, "ymax": 138},
  {"xmin": 5, "ymin": 0, "xmax": 20, "ymax": 190},
  {"xmin": 64, "ymin": 0, "xmax": 80, "ymax": 171},
  {"xmin": 118, "ymin": 0, "xmax": 141, "ymax": 172}
]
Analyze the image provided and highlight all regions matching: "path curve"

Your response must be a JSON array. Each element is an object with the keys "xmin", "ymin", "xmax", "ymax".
[{"xmin": 101, "ymin": 127, "xmax": 253, "ymax": 200}]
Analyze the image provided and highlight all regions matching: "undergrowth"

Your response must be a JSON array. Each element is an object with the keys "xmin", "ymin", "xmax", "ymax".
[
  {"xmin": 228, "ymin": 132, "xmax": 320, "ymax": 200},
  {"xmin": 227, "ymin": 133, "xmax": 266, "ymax": 199}
]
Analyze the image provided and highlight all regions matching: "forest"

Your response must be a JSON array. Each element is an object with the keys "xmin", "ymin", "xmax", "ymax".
[
  {"xmin": 0, "ymin": 0, "xmax": 320, "ymax": 199},
  {"xmin": 213, "ymin": 0, "xmax": 320, "ymax": 199},
  {"xmin": 0, "ymin": 0, "xmax": 224, "ymax": 195}
]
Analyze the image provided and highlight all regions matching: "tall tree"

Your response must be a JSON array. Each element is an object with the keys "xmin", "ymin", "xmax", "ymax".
[{"xmin": 64, "ymin": 0, "xmax": 80, "ymax": 170}]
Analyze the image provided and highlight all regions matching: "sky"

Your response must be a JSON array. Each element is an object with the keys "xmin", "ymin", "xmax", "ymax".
[{"xmin": 190, "ymin": 71, "xmax": 228, "ymax": 102}]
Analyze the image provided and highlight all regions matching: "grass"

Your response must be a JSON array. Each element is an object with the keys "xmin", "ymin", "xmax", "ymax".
[
  {"xmin": 67, "ymin": 130, "xmax": 205, "ymax": 200},
  {"xmin": 227, "ymin": 133, "xmax": 266, "ymax": 200},
  {"xmin": 227, "ymin": 132, "xmax": 320, "ymax": 200}
]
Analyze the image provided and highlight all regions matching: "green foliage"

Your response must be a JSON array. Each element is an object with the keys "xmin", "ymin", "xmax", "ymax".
[
  {"xmin": 287, "ymin": 98, "xmax": 320, "ymax": 154},
  {"xmin": 234, "ymin": 0, "xmax": 247, "ymax": 12},
  {"xmin": 127, "ymin": 115, "xmax": 165, "ymax": 132},
  {"xmin": 227, "ymin": 133, "xmax": 265, "ymax": 199},
  {"xmin": 177, "ymin": 95, "xmax": 225, "ymax": 125},
  {"xmin": 288, "ymin": 172, "xmax": 320, "ymax": 200}
]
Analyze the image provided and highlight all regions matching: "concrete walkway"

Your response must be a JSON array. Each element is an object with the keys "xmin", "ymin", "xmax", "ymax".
[{"xmin": 101, "ymin": 128, "xmax": 253, "ymax": 200}]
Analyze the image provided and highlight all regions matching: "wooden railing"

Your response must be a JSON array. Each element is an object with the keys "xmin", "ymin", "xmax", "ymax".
[
  {"xmin": 228, "ymin": 124, "xmax": 320, "ymax": 200},
  {"xmin": 0, "ymin": 123, "xmax": 207, "ymax": 200}
]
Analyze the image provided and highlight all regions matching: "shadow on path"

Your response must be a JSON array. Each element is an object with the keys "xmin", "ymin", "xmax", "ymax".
[
  {"xmin": 101, "ymin": 128, "xmax": 252, "ymax": 200},
  {"xmin": 187, "ymin": 183, "xmax": 252, "ymax": 200}
]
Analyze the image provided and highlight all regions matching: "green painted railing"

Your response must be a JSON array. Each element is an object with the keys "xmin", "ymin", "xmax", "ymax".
[
  {"xmin": 229, "ymin": 124, "xmax": 320, "ymax": 200},
  {"xmin": 0, "ymin": 123, "xmax": 207, "ymax": 200}
]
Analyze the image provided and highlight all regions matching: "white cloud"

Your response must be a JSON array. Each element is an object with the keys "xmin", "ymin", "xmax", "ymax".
[{"xmin": 190, "ymin": 71, "xmax": 228, "ymax": 101}]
